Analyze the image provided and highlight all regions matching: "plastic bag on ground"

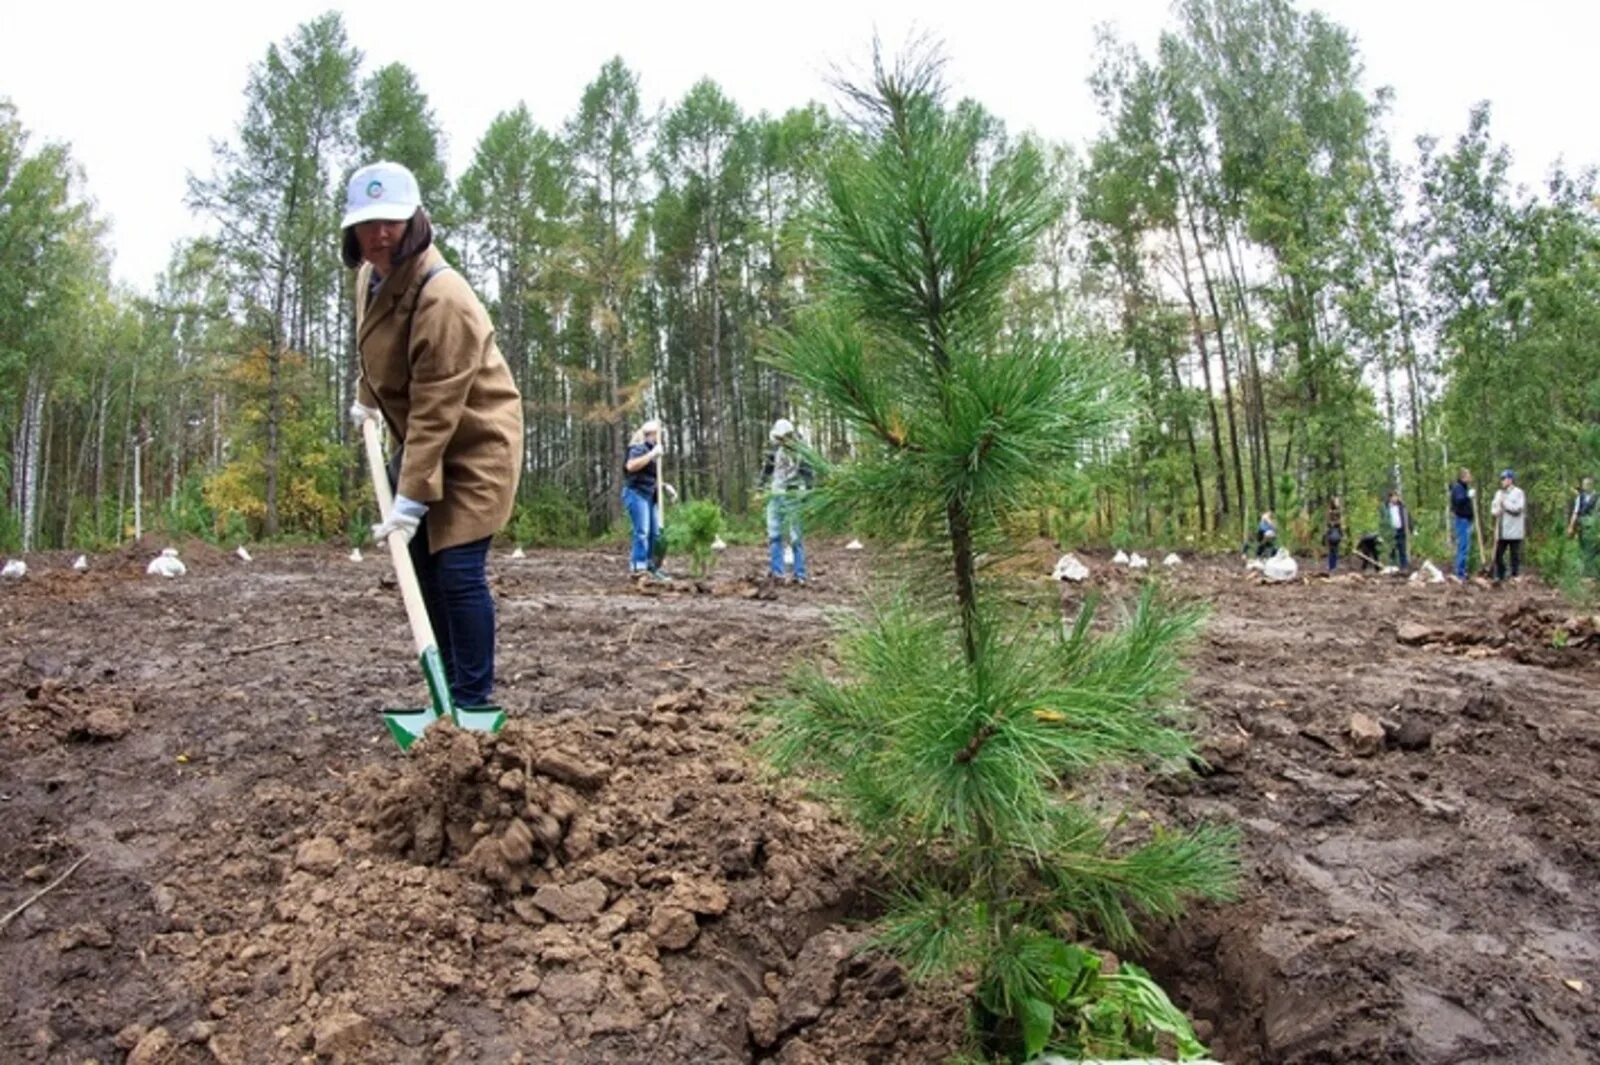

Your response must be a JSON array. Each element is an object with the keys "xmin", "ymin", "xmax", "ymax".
[
  {"xmin": 349, "ymin": 548, "xmax": 363, "ymax": 562},
  {"xmin": 1128, "ymin": 552, "xmax": 1150, "ymax": 569},
  {"xmin": 845, "ymin": 539, "xmax": 864, "ymax": 551},
  {"xmin": 1263, "ymin": 548, "xmax": 1298, "ymax": 582},
  {"xmin": 1, "ymin": 559, "xmax": 25, "ymax": 579},
  {"xmin": 236, "ymin": 545, "xmax": 253, "ymax": 563},
  {"xmin": 73, "ymin": 555, "xmax": 88, "ymax": 572},
  {"xmin": 1410, "ymin": 559, "xmax": 1444, "ymax": 584},
  {"xmin": 1163, "ymin": 552, "xmax": 1182, "ymax": 567},
  {"xmin": 1112, "ymin": 549, "xmax": 1130, "ymax": 565},
  {"xmin": 146, "ymin": 548, "xmax": 186, "ymax": 578},
  {"xmin": 711, "ymin": 536, "xmax": 728, "ymax": 552},
  {"xmin": 510, "ymin": 546, "xmax": 525, "ymax": 559},
  {"xmin": 1052, "ymin": 553, "xmax": 1090, "ymax": 582}
]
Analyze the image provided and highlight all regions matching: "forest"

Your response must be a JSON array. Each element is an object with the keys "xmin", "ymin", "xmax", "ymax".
[{"xmin": 3, "ymin": 0, "xmax": 1598, "ymax": 574}]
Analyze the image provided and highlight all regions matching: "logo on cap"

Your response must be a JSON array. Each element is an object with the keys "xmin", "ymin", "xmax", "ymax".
[{"xmin": 366, "ymin": 180, "xmax": 384, "ymax": 200}]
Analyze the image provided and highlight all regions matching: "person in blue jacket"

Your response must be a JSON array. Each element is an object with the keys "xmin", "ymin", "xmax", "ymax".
[
  {"xmin": 1255, "ymin": 511, "xmax": 1278, "ymax": 558},
  {"xmin": 1449, "ymin": 468, "xmax": 1476, "ymax": 579}
]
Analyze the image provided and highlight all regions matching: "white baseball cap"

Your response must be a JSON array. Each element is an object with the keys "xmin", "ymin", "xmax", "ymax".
[
  {"xmin": 770, "ymin": 417, "xmax": 795, "ymax": 441},
  {"xmin": 341, "ymin": 161, "xmax": 422, "ymax": 229}
]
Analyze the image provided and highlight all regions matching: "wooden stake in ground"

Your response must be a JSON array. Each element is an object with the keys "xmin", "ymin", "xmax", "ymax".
[
  {"xmin": 650, "ymin": 428, "xmax": 668, "ymax": 573},
  {"xmin": 1473, "ymin": 478, "xmax": 1490, "ymax": 575}
]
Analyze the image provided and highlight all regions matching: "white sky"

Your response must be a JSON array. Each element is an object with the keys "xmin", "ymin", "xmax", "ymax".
[{"xmin": 3, "ymin": 1, "xmax": 1596, "ymax": 291}]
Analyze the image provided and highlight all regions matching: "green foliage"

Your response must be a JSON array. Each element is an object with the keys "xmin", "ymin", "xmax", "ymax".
[
  {"xmin": 161, "ymin": 471, "xmax": 221, "ymax": 542},
  {"xmin": 975, "ymin": 938, "xmax": 1207, "ymax": 1060},
  {"xmin": 507, "ymin": 485, "xmax": 590, "ymax": 548},
  {"xmin": 0, "ymin": 506, "xmax": 20, "ymax": 554},
  {"xmin": 664, "ymin": 498, "xmax": 725, "ymax": 577},
  {"xmin": 764, "ymin": 48, "xmax": 1235, "ymax": 1062}
]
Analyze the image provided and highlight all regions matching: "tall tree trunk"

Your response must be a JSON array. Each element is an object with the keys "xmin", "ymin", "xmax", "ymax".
[
  {"xmin": 1182, "ymin": 189, "xmax": 1248, "ymax": 539},
  {"xmin": 1168, "ymin": 352, "xmax": 1210, "ymax": 534},
  {"xmin": 1172, "ymin": 226, "xmax": 1229, "ymax": 527},
  {"xmin": 1219, "ymin": 220, "xmax": 1270, "ymax": 513},
  {"xmin": 18, "ymin": 371, "xmax": 46, "ymax": 553}
]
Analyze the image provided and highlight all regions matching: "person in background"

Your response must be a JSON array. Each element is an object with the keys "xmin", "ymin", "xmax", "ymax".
[
  {"xmin": 1491, "ymin": 469, "xmax": 1526, "ymax": 581},
  {"xmin": 344, "ymin": 161, "xmax": 524, "ymax": 710},
  {"xmin": 1449, "ymin": 468, "xmax": 1476, "ymax": 579},
  {"xmin": 1568, "ymin": 476, "xmax": 1597, "ymax": 576},
  {"xmin": 1256, "ymin": 511, "xmax": 1278, "ymax": 558},
  {"xmin": 1324, "ymin": 496, "xmax": 1344, "ymax": 572},
  {"xmin": 759, "ymin": 418, "xmax": 814, "ymax": 585},
  {"xmin": 1384, "ymin": 489, "xmax": 1411, "ymax": 570},
  {"xmin": 622, "ymin": 420, "xmax": 668, "ymax": 580}
]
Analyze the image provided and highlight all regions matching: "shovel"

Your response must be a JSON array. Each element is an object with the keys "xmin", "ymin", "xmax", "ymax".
[{"xmin": 361, "ymin": 418, "xmax": 506, "ymax": 750}]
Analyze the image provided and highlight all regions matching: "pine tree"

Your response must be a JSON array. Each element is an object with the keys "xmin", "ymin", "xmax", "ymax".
[{"xmin": 764, "ymin": 46, "xmax": 1236, "ymax": 1062}]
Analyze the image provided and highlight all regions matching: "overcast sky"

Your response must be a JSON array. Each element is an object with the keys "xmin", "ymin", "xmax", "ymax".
[{"xmin": 4, "ymin": 1, "xmax": 1595, "ymax": 291}]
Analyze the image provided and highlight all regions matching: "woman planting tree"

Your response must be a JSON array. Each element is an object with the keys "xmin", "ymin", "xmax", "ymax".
[{"xmin": 345, "ymin": 161, "xmax": 524, "ymax": 711}]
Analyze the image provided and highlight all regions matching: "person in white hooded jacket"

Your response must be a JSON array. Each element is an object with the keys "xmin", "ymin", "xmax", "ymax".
[
  {"xmin": 759, "ymin": 418, "xmax": 814, "ymax": 584},
  {"xmin": 1491, "ymin": 468, "xmax": 1527, "ymax": 581}
]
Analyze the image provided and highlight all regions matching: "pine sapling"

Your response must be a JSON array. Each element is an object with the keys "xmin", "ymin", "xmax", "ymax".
[{"xmin": 763, "ymin": 43, "xmax": 1237, "ymax": 1063}]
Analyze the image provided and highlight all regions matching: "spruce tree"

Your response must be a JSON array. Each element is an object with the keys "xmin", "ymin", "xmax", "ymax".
[{"xmin": 764, "ymin": 46, "xmax": 1236, "ymax": 1062}]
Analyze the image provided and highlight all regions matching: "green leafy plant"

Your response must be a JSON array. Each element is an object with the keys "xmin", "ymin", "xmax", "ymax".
[
  {"xmin": 990, "ymin": 938, "xmax": 1206, "ymax": 1060},
  {"xmin": 763, "ymin": 46, "xmax": 1235, "ymax": 1063},
  {"xmin": 507, "ymin": 485, "xmax": 589, "ymax": 548},
  {"xmin": 666, "ymin": 498, "xmax": 725, "ymax": 577}
]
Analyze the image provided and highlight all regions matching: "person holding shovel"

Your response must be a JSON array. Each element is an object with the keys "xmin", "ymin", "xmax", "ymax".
[
  {"xmin": 1449, "ymin": 467, "xmax": 1476, "ymax": 579},
  {"xmin": 623, "ymin": 420, "xmax": 669, "ymax": 580},
  {"xmin": 1491, "ymin": 469, "xmax": 1527, "ymax": 581},
  {"xmin": 344, "ymin": 161, "xmax": 523, "ymax": 710}
]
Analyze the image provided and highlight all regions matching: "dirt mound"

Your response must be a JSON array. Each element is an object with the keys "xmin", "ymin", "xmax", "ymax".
[
  {"xmin": 146, "ymin": 687, "xmax": 963, "ymax": 1064},
  {"xmin": 99, "ymin": 536, "xmax": 238, "ymax": 576},
  {"xmin": 1394, "ymin": 603, "xmax": 1600, "ymax": 667},
  {"xmin": 0, "ymin": 678, "xmax": 136, "ymax": 755}
]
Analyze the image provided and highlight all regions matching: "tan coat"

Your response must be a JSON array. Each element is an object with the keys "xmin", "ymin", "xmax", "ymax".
[{"xmin": 356, "ymin": 246, "xmax": 523, "ymax": 552}]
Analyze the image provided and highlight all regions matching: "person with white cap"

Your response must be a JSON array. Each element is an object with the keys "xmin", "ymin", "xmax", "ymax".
[
  {"xmin": 759, "ymin": 418, "xmax": 814, "ymax": 585},
  {"xmin": 343, "ymin": 160, "xmax": 524, "ymax": 709},
  {"xmin": 1490, "ymin": 468, "xmax": 1526, "ymax": 581},
  {"xmin": 622, "ymin": 419, "xmax": 669, "ymax": 579}
]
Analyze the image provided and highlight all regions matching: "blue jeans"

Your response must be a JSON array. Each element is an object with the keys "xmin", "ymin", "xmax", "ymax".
[
  {"xmin": 1454, "ymin": 516, "xmax": 1473, "ymax": 578},
  {"xmin": 623, "ymin": 485, "xmax": 660, "ymax": 572},
  {"xmin": 409, "ymin": 524, "xmax": 495, "ymax": 707},
  {"xmin": 1327, "ymin": 542, "xmax": 1340, "ymax": 572},
  {"xmin": 1392, "ymin": 531, "xmax": 1409, "ymax": 570},
  {"xmin": 767, "ymin": 495, "xmax": 807, "ymax": 580}
]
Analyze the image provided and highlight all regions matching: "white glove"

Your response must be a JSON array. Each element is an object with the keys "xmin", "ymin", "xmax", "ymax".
[
  {"xmin": 349, "ymin": 401, "xmax": 379, "ymax": 429},
  {"xmin": 662, "ymin": 483, "xmax": 679, "ymax": 502},
  {"xmin": 1468, "ymin": 488, "xmax": 1476, "ymax": 499},
  {"xmin": 371, "ymin": 495, "xmax": 427, "ymax": 546}
]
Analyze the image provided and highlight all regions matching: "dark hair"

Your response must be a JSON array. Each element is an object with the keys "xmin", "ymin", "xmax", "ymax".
[{"xmin": 341, "ymin": 207, "xmax": 434, "ymax": 269}]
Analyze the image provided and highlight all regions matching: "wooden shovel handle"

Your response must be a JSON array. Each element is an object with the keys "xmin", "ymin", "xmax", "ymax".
[{"xmin": 361, "ymin": 418, "xmax": 437, "ymax": 657}]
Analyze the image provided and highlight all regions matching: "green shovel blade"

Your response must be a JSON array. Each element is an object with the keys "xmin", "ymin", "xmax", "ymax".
[
  {"xmin": 383, "ymin": 707, "xmax": 440, "ymax": 751},
  {"xmin": 380, "ymin": 646, "xmax": 505, "ymax": 751},
  {"xmin": 453, "ymin": 705, "xmax": 507, "ymax": 734}
]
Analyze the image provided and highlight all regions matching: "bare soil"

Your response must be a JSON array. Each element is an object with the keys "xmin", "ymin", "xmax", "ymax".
[{"xmin": 1, "ymin": 542, "xmax": 1596, "ymax": 1064}]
